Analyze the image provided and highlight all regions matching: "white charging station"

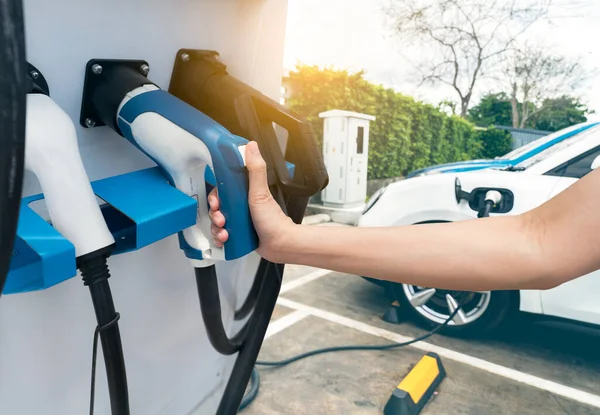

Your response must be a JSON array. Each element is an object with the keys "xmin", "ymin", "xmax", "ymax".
[
  {"xmin": 320, "ymin": 110, "xmax": 376, "ymax": 208},
  {"xmin": 0, "ymin": 1, "xmax": 288, "ymax": 414}
]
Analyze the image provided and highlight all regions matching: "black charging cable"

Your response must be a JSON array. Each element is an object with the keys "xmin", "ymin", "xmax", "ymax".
[
  {"xmin": 217, "ymin": 260, "xmax": 284, "ymax": 415},
  {"xmin": 89, "ymin": 313, "xmax": 121, "ymax": 413},
  {"xmin": 217, "ymin": 189, "xmax": 307, "ymax": 415},
  {"xmin": 78, "ymin": 247, "xmax": 130, "ymax": 415},
  {"xmin": 194, "ymin": 265, "xmax": 260, "ymax": 355},
  {"xmin": 478, "ymin": 200, "xmax": 494, "ymax": 218},
  {"xmin": 0, "ymin": 0, "xmax": 27, "ymax": 296},
  {"xmin": 238, "ymin": 305, "xmax": 461, "ymax": 411},
  {"xmin": 234, "ymin": 260, "xmax": 269, "ymax": 321}
]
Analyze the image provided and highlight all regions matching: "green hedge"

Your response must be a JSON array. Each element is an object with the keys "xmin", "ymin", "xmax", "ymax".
[
  {"xmin": 476, "ymin": 127, "xmax": 513, "ymax": 159},
  {"xmin": 284, "ymin": 66, "xmax": 509, "ymax": 179}
]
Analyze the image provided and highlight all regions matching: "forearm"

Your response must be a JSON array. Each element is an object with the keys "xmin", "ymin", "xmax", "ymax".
[
  {"xmin": 277, "ymin": 215, "xmax": 550, "ymax": 291},
  {"xmin": 240, "ymin": 142, "xmax": 600, "ymax": 292}
]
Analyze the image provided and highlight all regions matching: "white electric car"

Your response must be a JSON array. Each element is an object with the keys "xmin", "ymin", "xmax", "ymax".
[{"xmin": 358, "ymin": 122, "xmax": 600, "ymax": 336}]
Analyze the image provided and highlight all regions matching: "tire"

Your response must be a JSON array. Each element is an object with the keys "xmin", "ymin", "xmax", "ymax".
[{"xmin": 389, "ymin": 282, "xmax": 517, "ymax": 337}]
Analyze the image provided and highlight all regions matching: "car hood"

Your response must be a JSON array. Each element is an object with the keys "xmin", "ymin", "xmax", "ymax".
[{"xmin": 406, "ymin": 159, "xmax": 512, "ymax": 178}]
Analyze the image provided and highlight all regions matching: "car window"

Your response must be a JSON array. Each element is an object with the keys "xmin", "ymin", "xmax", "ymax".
[
  {"xmin": 500, "ymin": 135, "xmax": 550, "ymax": 160},
  {"xmin": 545, "ymin": 145, "xmax": 600, "ymax": 179},
  {"xmin": 499, "ymin": 123, "xmax": 595, "ymax": 161},
  {"xmin": 515, "ymin": 127, "xmax": 600, "ymax": 170}
]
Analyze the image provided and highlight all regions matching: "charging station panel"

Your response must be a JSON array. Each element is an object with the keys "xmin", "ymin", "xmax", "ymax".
[
  {"xmin": 320, "ymin": 110, "xmax": 375, "ymax": 208},
  {"xmin": 0, "ymin": 1, "xmax": 289, "ymax": 414}
]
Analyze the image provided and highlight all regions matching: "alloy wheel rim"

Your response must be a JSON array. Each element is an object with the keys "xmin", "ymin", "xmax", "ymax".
[{"xmin": 402, "ymin": 284, "xmax": 492, "ymax": 326}]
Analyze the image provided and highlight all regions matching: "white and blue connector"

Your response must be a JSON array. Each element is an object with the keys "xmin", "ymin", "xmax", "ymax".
[{"xmin": 116, "ymin": 84, "xmax": 258, "ymax": 267}]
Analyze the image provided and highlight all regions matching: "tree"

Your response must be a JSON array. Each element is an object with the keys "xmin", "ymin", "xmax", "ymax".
[
  {"xmin": 476, "ymin": 127, "xmax": 512, "ymax": 158},
  {"xmin": 467, "ymin": 93, "xmax": 591, "ymax": 132},
  {"xmin": 386, "ymin": 0, "xmax": 551, "ymax": 118},
  {"xmin": 529, "ymin": 96, "xmax": 594, "ymax": 132},
  {"xmin": 467, "ymin": 92, "xmax": 513, "ymax": 127},
  {"xmin": 502, "ymin": 45, "xmax": 587, "ymax": 128},
  {"xmin": 437, "ymin": 99, "xmax": 457, "ymax": 116}
]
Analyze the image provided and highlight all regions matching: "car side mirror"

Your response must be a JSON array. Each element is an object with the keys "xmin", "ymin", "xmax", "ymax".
[{"xmin": 592, "ymin": 155, "xmax": 600, "ymax": 170}]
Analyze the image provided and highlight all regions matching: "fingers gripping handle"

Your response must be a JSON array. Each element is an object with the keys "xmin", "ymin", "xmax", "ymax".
[
  {"xmin": 177, "ymin": 142, "xmax": 255, "ymax": 263},
  {"xmin": 117, "ymin": 89, "xmax": 258, "ymax": 263}
]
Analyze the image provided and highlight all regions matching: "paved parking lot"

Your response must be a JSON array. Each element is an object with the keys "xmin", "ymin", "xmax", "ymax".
[{"xmin": 243, "ymin": 262, "xmax": 600, "ymax": 414}]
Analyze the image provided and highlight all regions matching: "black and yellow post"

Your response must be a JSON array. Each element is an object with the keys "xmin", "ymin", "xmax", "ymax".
[{"xmin": 383, "ymin": 352, "xmax": 446, "ymax": 415}]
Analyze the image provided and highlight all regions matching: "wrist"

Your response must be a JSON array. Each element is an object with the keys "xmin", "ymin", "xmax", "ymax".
[{"xmin": 262, "ymin": 221, "xmax": 305, "ymax": 264}]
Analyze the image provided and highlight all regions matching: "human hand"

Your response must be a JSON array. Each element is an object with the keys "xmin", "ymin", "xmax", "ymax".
[{"xmin": 208, "ymin": 141, "xmax": 296, "ymax": 261}]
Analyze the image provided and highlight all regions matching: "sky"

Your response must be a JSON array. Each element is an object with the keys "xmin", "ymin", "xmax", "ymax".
[{"xmin": 284, "ymin": 0, "xmax": 600, "ymax": 121}]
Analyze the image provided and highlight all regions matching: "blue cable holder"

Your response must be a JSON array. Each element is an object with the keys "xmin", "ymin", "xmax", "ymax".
[
  {"xmin": 5, "ymin": 193, "xmax": 77, "ymax": 295},
  {"xmin": 3, "ymin": 161, "xmax": 296, "ymax": 295},
  {"xmin": 3, "ymin": 167, "xmax": 198, "ymax": 295}
]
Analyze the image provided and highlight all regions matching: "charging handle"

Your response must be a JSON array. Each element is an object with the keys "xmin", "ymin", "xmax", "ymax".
[
  {"xmin": 484, "ymin": 190, "xmax": 502, "ymax": 205},
  {"xmin": 168, "ymin": 49, "xmax": 329, "ymax": 198},
  {"xmin": 478, "ymin": 191, "xmax": 503, "ymax": 218}
]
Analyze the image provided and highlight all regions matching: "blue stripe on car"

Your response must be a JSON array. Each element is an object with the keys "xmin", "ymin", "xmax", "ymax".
[{"xmin": 406, "ymin": 122, "xmax": 600, "ymax": 178}]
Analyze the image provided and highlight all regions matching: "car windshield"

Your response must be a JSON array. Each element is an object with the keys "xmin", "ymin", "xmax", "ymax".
[
  {"xmin": 514, "ymin": 126, "xmax": 599, "ymax": 169},
  {"xmin": 498, "ymin": 123, "xmax": 593, "ymax": 161}
]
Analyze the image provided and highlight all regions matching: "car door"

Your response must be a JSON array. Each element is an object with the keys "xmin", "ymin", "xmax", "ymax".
[{"xmin": 539, "ymin": 145, "xmax": 600, "ymax": 325}]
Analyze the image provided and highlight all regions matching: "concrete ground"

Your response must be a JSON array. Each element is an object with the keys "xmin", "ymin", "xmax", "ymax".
[{"xmin": 242, "ymin": 233, "xmax": 600, "ymax": 414}]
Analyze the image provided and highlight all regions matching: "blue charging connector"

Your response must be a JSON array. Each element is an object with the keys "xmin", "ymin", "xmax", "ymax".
[{"xmin": 117, "ymin": 87, "xmax": 258, "ymax": 264}]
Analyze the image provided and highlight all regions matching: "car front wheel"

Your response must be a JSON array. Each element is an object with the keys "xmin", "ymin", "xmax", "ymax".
[{"xmin": 391, "ymin": 283, "xmax": 516, "ymax": 336}]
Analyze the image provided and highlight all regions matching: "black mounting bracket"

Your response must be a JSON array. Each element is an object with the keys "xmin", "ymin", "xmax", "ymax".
[
  {"xmin": 27, "ymin": 62, "xmax": 50, "ymax": 96},
  {"xmin": 79, "ymin": 58, "xmax": 149, "ymax": 129},
  {"xmin": 454, "ymin": 177, "xmax": 473, "ymax": 204}
]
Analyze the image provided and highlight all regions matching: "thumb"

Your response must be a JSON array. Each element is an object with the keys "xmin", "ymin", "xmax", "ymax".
[{"xmin": 245, "ymin": 141, "xmax": 271, "ymax": 204}]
